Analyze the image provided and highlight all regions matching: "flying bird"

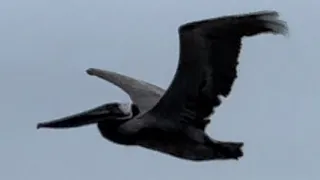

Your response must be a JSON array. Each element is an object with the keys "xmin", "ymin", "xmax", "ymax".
[{"xmin": 37, "ymin": 10, "xmax": 288, "ymax": 161}]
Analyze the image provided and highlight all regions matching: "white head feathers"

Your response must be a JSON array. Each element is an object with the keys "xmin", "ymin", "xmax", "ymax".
[{"xmin": 118, "ymin": 102, "xmax": 132, "ymax": 116}]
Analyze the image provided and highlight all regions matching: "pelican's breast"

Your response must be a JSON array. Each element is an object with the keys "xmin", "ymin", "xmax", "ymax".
[{"xmin": 135, "ymin": 129, "xmax": 215, "ymax": 161}]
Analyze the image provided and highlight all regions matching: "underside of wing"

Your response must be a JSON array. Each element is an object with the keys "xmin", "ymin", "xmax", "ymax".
[
  {"xmin": 86, "ymin": 68, "xmax": 165, "ymax": 113},
  {"xmin": 138, "ymin": 10, "xmax": 288, "ymax": 130}
]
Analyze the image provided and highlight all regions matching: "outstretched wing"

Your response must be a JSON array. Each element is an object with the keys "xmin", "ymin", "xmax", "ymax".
[
  {"xmin": 86, "ymin": 68, "xmax": 165, "ymax": 113},
  {"xmin": 120, "ymin": 10, "xmax": 288, "ymax": 133}
]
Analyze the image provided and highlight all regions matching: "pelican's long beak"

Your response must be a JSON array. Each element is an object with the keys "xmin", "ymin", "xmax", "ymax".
[{"xmin": 37, "ymin": 103, "xmax": 124, "ymax": 129}]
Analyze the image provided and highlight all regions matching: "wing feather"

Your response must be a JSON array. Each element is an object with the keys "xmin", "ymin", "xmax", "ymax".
[
  {"xmin": 121, "ymin": 11, "xmax": 288, "ymax": 133},
  {"xmin": 86, "ymin": 68, "xmax": 165, "ymax": 113}
]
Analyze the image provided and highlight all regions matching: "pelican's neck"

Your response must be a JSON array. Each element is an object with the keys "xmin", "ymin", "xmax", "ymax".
[{"xmin": 97, "ymin": 103, "xmax": 140, "ymax": 145}]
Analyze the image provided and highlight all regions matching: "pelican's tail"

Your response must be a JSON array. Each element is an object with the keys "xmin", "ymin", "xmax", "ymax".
[{"xmin": 211, "ymin": 141, "xmax": 244, "ymax": 160}]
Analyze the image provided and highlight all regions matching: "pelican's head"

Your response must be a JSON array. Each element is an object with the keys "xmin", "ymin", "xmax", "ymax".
[{"xmin": 37, "ymin": 102, "xmax": 140, "ymax": 129}]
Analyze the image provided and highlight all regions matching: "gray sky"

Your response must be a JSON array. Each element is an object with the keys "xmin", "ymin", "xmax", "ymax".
[{"xmin": 0, "ymin": 0, "xmax": 318, "ymax": 179}]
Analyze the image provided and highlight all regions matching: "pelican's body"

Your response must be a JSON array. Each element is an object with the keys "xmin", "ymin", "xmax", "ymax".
[{"xmin": 37, "ymin": 11, "xmax": 288, "ymax": 161}]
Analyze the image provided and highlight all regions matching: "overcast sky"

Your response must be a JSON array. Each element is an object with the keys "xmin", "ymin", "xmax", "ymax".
[{"xmin": 0, "ymin": 0, "xmax": 318, "ymax": 179}]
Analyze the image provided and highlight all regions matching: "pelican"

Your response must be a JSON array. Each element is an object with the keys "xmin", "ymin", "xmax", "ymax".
[{"xmin": 37, "ymin": 10, "xmax": 288, "ymax": 161}]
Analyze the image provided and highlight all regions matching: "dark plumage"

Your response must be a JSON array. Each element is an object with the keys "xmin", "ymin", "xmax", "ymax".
[{"xmin": 37, "ymin": 10, "xmax": 288, "ymax": 161}]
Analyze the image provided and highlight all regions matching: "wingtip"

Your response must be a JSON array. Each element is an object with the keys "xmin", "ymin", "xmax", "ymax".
[
  {"xmin": 256, "ymin": 11, "xmax": 289, "ymax": 37},
  {"xmin": 248, "ymin": 10, "xmax": 279, "ymax": 17},
  {"xmin": 268, "ymin": 20, "xmax": 289, "ymax": 37},
  {"xmin": 86, "ymin": 68, "xmax": 96, "ymax": 75}
]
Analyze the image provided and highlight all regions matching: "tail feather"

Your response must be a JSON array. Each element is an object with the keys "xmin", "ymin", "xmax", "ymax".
[{"xmin": 212, "ymin": 141, "xmax": 244, "ymax": 160}]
